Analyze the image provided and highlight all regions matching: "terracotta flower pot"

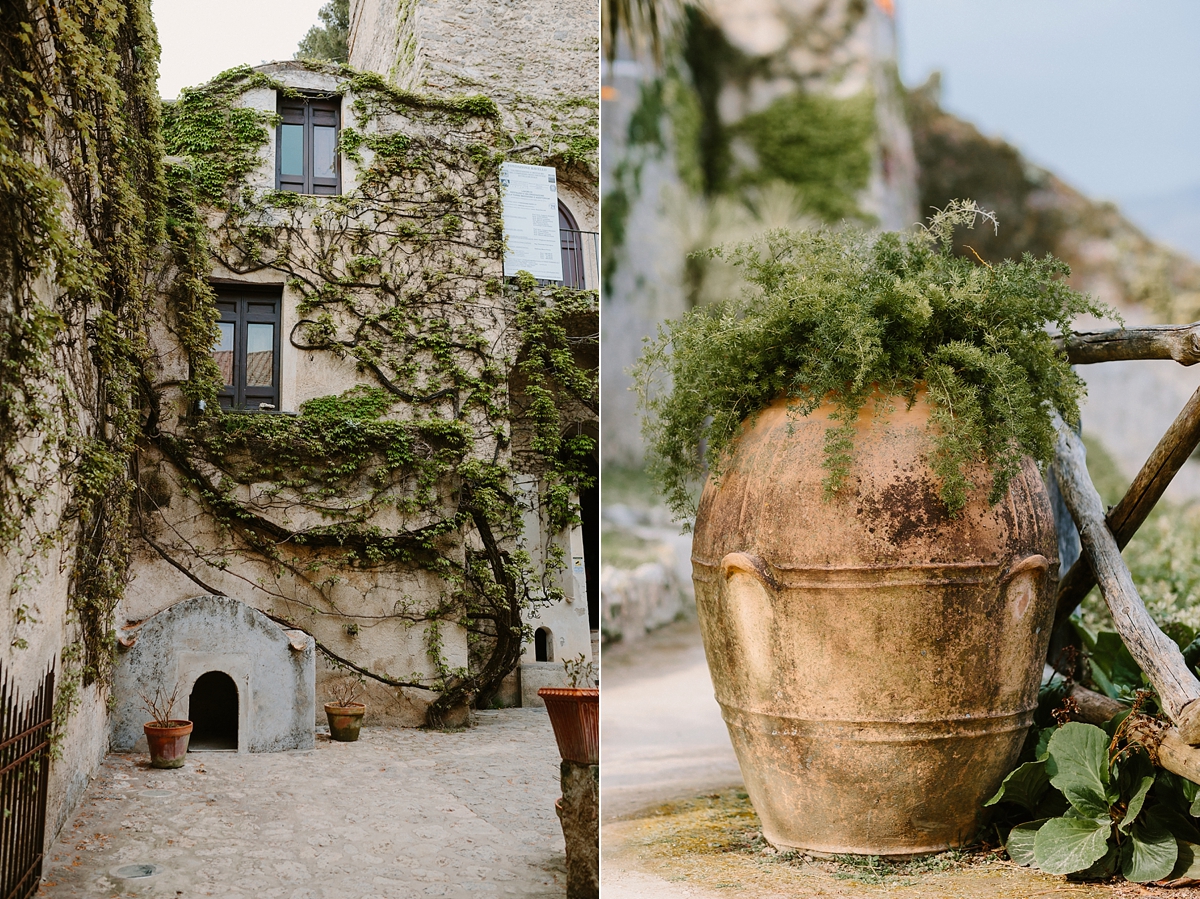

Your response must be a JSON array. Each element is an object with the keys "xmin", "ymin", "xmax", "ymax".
[
  {"xmin": 144, "ymin": 720, "xmax": 193, "ymax": 769},
  {"xmin": 690, "ymin": 394, "xmax": 1059, "ymax": 856},
  {"xmin": 325, "ymin": 702, "xmax": 365, "ymax": 742},
  {"xmin": 538, "ymin": 688, "xmax": 599, "ymax": 765}
]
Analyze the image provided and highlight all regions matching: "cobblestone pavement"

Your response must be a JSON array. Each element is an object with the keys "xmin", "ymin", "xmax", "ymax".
[{"xmin": 38, "ymin": 709, "xmax": 565, "ymax": 899}]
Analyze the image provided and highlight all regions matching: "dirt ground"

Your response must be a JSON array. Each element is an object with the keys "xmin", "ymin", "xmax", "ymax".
[{"xmin": 600, "ymin": 617, "xmax": 1200, "ymax": 898}]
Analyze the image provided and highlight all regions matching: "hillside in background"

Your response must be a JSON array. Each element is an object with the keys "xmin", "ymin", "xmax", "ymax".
[{"xmin": 909, "ymin": 74, "xmax": 1200, "ymax": 324}]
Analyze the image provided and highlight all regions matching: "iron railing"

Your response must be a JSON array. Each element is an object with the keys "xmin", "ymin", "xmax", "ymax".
[{"xmin": 0, "ymin": 665, "xmax": 53, "ymax": 899}]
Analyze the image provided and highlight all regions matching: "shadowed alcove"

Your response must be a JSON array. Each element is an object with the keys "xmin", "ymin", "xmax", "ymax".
[{"xmin": 189, "ymin": 670, "xmax": 239, "ymax": 751}]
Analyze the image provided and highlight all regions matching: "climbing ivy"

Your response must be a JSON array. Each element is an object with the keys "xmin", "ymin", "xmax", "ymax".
[
  {"xmin": 2, "ymin": 23, "xmax": 595, "ymax": 733},
  {"xmin": 0, "ymin": 0, "xmax": 165, "ymax": 735},
  {"xmin": 145, "ymin": 62, "xmax": 597, "ymax": 725}
]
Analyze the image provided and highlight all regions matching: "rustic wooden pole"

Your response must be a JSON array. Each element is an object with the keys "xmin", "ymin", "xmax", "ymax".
[
  {"xmin": 1051, "ymin": 413, "xmax": 1200, "ymax": 743},
  {"xmin": 1054, "ymin": 383, "xmax": 1200, "ymax": 628},
  {"xmin": 1048, "ymin": 672, "xmax": 1200, "ymax": 785},
  {"xmin": 1056, "ymin": 323, "xmax": 1200, "ymax": 366}
]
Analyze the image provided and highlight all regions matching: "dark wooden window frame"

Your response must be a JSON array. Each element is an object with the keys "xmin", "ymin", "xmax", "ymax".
[
  {"xmin": 213, "ymin": 285, "xmax": 282, "ymax": 412},
  {"xmin": 558, "ymin": 200, "xmax": 587, "ymax": 289},
  {"xmin": 276, "ymin": 93, "xmax": 341, "ymax": 195}
]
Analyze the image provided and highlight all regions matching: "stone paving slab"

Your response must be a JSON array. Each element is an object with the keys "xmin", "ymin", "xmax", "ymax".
[{"xmin": 38, "ymin": 709, "xmax": 565, "ymax": 899}]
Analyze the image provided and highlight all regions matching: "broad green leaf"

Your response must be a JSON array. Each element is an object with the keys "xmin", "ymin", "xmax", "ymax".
[
  {"xmin": 1102, "ymin": 708, "xmax": 1131, "ymax": 739},
  {"xmin": 1117, "ymin": 748, "xmax": 1155, "ymax": 832},
  {"xmin": 1088, "ymin": 659, "xmax": 1120, "ymax": 699},
  {"xmin": 1153, "ymin": 806, "xmax": 1200, "ymax": 844},
  {"xmin": 1034, "ymin": 727, "xmax": 1053, "ymax": 761},
  {"xmin": 1164, "ymin": 622, "xmax": 1197, "ymax": 652},
  {"xmin": 1094, "ymin": 631, "xmax": 1143, "ymax": 689},
  {"xmin": 1123, "ymin": 774, "xmax": 1155, "ymax": 831},
  {"xmin": 1121, "ymin": 818, "xmax": 1178, "ymax": 883},
  {"xmin": 1191, "ymin": 791, "xmax": 1200, "ymax": 819},
  {"xmin": 1034, "ymin": 789, "xmax": 1070, "ymax": 820},
  {"xmin": 1072, "ymin": 618, "xmax": 1098, "ymax": 653},
  {"xmin": 1005, "ymin": 819, "xmax": 1047, "ymax": 868},
  {"xmin": 1183, "ymin": 636, "xmax": 1200, "ymax": 670},
  {"xmin": 1046, "ymin": 722, "xmax": 1112, "ymax": 817},
  {"xmin": 1163, "ymin": 840, "xmax": 1200, "ymax": 886},
  {"xmin": 1069, "ymin": 843, "xmax": 1119, "ymax": 881},
  {"xmin": 1033, "ymin": 815, "xmax": 1112, "ymax": 875},
  {"xmin": 985, "ymin": 760, "xmax": 1049, "ymax": 812}
]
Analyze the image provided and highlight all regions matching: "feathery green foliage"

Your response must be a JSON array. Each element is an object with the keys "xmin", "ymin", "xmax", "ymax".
[
  {"xmin": 634, "ymin": 202, "xmax": 1115, "ymax": 519},
  {"xmin": 296, "ymin": 0, "xmax": 349, "ymax": 63}
]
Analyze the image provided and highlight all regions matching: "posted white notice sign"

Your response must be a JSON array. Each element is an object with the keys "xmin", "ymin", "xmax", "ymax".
[{"xmin": 501, "ymin": 162, "xmax": 562, "ymax": 281}]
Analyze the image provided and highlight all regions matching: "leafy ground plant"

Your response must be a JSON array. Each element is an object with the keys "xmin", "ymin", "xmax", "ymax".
[
  {"xmin": 634, "ymin": 200, "xmax": 1114, "ymax": 520},
  {"xmin": 992, "ymin": 686, "xmax": 1200, "ymax": 883}
]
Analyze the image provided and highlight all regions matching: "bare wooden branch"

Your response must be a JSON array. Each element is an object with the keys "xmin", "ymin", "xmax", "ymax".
[
  {"xmin": 1053, "ymin": 674, "xmax": 1200, "ymax": 785},
  {"xmin": 1051, "ymin": 413, "xmax": 1200, "ymax": 743},
  {"xmin": 1055, "ymin": 384, "xmax": 1200, "ymax": 628},
  {"xmin": 1055, "ymin": 323, "xmax": 1200, "ymax": 366}
]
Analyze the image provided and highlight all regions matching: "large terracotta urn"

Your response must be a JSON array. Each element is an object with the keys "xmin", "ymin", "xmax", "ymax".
[{"xmin": 690, "ymin": 393, "xmax": 1059, "ymax": 855}]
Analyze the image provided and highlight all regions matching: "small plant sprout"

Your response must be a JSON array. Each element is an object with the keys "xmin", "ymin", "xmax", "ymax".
[
  {"xmin": 139, "ymin": 683, "xmax": 185, "ymax": 726},
  {"xmin": 563, "ymin": 653, "xmax": 597, "ymax": 689}
]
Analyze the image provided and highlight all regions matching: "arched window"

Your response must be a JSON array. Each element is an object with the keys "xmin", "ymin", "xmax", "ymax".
[
  {"xmin": 558, "ymin": 202, "xmax": 587, "ymax": 289},
  {"xmin": 535, "ymin": 626, "xmax": 554, "ymax": 662}
]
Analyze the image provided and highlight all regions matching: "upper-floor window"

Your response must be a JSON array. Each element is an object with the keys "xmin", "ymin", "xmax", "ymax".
[
  {"xmin": 558, "ymin": 201, "xmax": 587, "ymax": 290},
  {"xmin": 212, "ymin": 287, "xmax": 281, "ymax": 411},
  {"xmin": 277, "ymin": 95, "xmax": 340, "ymax": 195}
]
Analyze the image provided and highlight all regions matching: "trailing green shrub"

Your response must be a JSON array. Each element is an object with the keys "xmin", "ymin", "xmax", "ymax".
[{"xmin": 634, "ymin": 201, "xmax": 1114, "ymax": 519}]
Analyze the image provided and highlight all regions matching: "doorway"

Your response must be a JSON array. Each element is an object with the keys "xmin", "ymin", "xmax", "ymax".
[{"xmin": 188, "ymin": 670, "xmax": 238, "ymax": 751}]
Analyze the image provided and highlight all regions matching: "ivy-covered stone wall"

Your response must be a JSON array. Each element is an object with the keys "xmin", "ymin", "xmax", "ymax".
[
  {"xmin": 0, "ymin": 0, "xmax": 164, "ymax": 840},
  {"xmin": 129, "ymin": 60, "xmax": 597, "ymax": 727},
  {"xmin": 1, "ymin": 2, "xmax": 596, "ymax": 848}
]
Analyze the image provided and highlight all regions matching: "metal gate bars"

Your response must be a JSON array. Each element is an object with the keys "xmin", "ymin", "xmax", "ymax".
[{"xmin": 0, "ymin": 666, "xmax": 54, "ymax": 899}]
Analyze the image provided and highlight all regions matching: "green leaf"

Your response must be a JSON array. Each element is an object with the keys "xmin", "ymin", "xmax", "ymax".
[
  {"xmin": 1191, "ymin": 791, "xmax": 1200, "ymax": 819},
  {"xmin": 1093, "ymin": 631, "xmax": 1143, "ymax": 690},
  {"xmin": 1088, "ymin": 659, "xmax": 1120, "ymax": 700},
  {"xmin": 1005, "ymin": 819, "xmax": 1048, "ymax": 867},
  {"xmin": 1035, "ymin": 727, "xmax": 1053, "ymax": 761},
  {"xmin": 1117, "ymin": 748, "xmax": 1155, "ymax": 832},
  {"xmin": 1069, "ymin": 842, "xmax": 1119, "ymax": 881},
  {"xmin": 1033, "ymin": 815, "xmax": 1112, "ymax": 875},
  {"xmin": 1123, "ymin": 773, "xmax": 1156, "ymax": 832},
  {"xmin": 1034, "ymin": 789, "xmax": 1070, "ymax": 820},
  {"xmin": 1046, "ymin": 722, "xmax": 1112, "ymax": 817},
  {"xmin": 985, "ymin": 759, "xmax": 1049, "ymax": 812},
  {"xmin": 1163, "ymin": 622, "xmax": 1197, "ymax": 652},
  {"xmin": 1121, "ymin": 818, "xmax": 1178, "ymax": 883},
  {"xmin": 1153, "ymin": 806, "xmax": 1200, "ymax": 844},
  {"xmin": 1162, "ymin": 840, "xmax": 1200, "ymax": 886}
]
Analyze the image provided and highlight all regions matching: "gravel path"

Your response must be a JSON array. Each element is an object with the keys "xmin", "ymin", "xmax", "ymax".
[{"xmin": 38, "ymin": 709, "xmax": 565, "ymax": 898}]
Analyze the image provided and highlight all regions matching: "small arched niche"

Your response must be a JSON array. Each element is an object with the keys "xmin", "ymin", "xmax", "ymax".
[
  {"xmin": 189, "ymin": 670, "xmax": 239, "ymax": 751},
  {"xmin": 535, "ymin": 626, "xmax": 554, "ymax": 662}
]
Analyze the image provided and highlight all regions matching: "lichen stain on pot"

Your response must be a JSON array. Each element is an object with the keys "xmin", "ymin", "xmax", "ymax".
[{"xmin": 691, "ymin": 394, "xmax": 1059, "ymax": 856}]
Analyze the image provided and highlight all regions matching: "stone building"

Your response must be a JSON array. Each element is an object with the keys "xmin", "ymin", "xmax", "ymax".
[
  {"xmin": 601, "ymin": 0, "xmax": 917, "ymax": 465},
  {"xmin": 0, "ymin": 0, "xmax": 597, "ymax": 863}
]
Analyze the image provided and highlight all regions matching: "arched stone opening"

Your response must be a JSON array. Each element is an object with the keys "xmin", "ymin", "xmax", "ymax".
[
  {"xmin": 535, "ymin": 626, "xmax": 554, "ymax": 662},
  {"xmin": 111, "ymin": 594, "xmax": 315, "ymax": 753},
  {"xmin": 188, "ymin": 670, "xmax": 239, "ymax": 751}
]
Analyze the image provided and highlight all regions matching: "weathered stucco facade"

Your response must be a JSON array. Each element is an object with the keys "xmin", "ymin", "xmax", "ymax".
[{"xmin": 1, "ymin": 0, "xmax": 597, "ymax": 862}]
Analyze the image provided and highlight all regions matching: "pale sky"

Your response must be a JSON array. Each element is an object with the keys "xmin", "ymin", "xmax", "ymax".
[
  {"xmin": 154, "ymin": 0, "xmax": 327, "ymax": 99},
  {"xmin": 898, "ymin": 0, "xmax": 1200, "ymax": 204}
]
